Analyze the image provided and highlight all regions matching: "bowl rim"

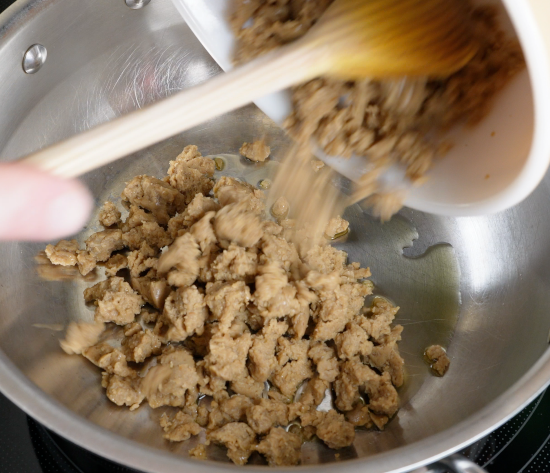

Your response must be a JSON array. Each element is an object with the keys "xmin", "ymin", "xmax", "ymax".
[{"xmin": 407, "ymin": 0, "xmax": 550, "ymax": 217}]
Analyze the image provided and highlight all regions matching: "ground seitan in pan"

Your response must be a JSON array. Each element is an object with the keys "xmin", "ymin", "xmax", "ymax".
[
  {"xmin": 49, "ymin": 145, "xmax": 409, "ymax": 466},
  {"xmin": 46, "ymin": 0, "xmax": 518, "ymax": 462}
]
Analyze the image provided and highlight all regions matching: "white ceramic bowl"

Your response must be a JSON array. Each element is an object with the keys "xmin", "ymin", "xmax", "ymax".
[{"xmin": 172, "ymin": 0, "xmax": 550, "ymax": 217}]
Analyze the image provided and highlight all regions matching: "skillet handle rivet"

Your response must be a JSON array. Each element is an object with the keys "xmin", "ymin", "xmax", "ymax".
[{"xmin": 22, "ymin": 44, "xmax": 47, "ymax": 74}]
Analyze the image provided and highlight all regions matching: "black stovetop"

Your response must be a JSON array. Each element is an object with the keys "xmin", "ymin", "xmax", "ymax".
[
  {"xmin": 0, "ymin": 391, "xmax": 138, "ymax": 473},
  {"xmin": 1, "ymin": 388, "xmax": 550, "ymax": 473}
]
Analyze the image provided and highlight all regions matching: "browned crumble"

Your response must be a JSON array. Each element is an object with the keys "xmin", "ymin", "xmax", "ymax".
[
  {"xmin": 324, "ymin": 216, "xmax": 349, "ymax": 239},
  {"xmin": 240, "ymin": 139, "xmax": 271, "ymax": 162},
  {"xmin": 425, "ymin": 345, "xmax": 450, "ymax": 377},
  {"xmin": 51, "ymin": 145, "xmax": 406, "ymax": 466},
  {"xmin": 189, "ymin": 443, "xmax": 207, "ymax": 460},
  {"xmin": 99, "ymin": 201, "xmax": 122, "ymax": 227}
]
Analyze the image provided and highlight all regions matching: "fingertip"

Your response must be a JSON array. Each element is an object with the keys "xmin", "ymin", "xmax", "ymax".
[
  {"xmin": 0, "ymin": 164, "xmax": 93, "ymax": 241},
  {"xmin": 43, "ymin": 179, "xmax": 94, "ymax": 240}
]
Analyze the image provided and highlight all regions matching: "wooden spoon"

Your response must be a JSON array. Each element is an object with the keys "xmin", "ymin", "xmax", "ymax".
[{"xmin": 20, "ymin": 0, "xmax": 476, "ymax": 178}]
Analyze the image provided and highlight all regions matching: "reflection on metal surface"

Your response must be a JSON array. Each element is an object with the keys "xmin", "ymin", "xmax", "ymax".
[
  {"xmin": 124, "ymin": 0, "xmax": 150, "ymax": 9},
  {"xmin": 34, "ymin": 251, "xmax": 98, "ymax": 282},
  {"xmin": 22, "ymin": 44, "xmax": 47, "ymax": 74},
  {"xmin": 457, "ymin": 218, "xmax": 499, "ymax": 291}
]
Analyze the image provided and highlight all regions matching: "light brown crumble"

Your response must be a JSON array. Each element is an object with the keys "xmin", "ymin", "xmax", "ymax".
[
  {"xmin": 425, "ymin": 345, "xmax": 451, "ymax": 377},
  {"xmin": 50, "ymin": 145, "xmax": 405, "ymax": 466},
  {"xmin": 189, "ymin": 443, "xmax": 207, "ymax": 460},
  {"xmin": 240, "ymin": 139, "xmax": 271, "ymax": 162},
  {"xmin": 99, "ymin": 201, "xmax": 121, "ymax": 227}
]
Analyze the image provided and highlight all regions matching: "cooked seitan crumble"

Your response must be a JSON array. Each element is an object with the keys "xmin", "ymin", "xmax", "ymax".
[
  {"xmin": 240, "ymin": 139, "xmax": 271, "ymax": 162},
  {"xmin": 425, "ymin": 344, "xmax": 451, "ymax": 377},
  {"xmin": 50, "ymin": 145, "xmax": 406, "ymax": 466}
]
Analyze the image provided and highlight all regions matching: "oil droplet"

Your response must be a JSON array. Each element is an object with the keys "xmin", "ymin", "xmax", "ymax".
[
  {"xmin": 331, "ymin": 228, "xmax": 350, "ymax": 240},
  {"xmin": 258, "ymin": 179, "xmax": 271, "ymax": 189},
  {"xmin": 261, "ymin": 380, "xmax": 272, "ymax": 399},
  {"xmin": 362, "ymin": 279, "xmax": 374, "ymax": 290},
  {"xmin": 324, "ymin": 227, "xmax": 350, "ymax": 241},
  {"xmin": 285, "ymin": 422, "xmax": 302, "ymax": 434},
  {"xmin": 214, "ymin": 156, "xmax": 225, "ymax": 171},
  {"xmin": 334, "ymin": 207, "xmax": 460, "ymax": 404}
]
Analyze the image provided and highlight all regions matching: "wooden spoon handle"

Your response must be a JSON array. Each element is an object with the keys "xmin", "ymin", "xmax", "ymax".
[{"xmin": 19, "ymin": 42, "xmax": 323, "ymax": 178}]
